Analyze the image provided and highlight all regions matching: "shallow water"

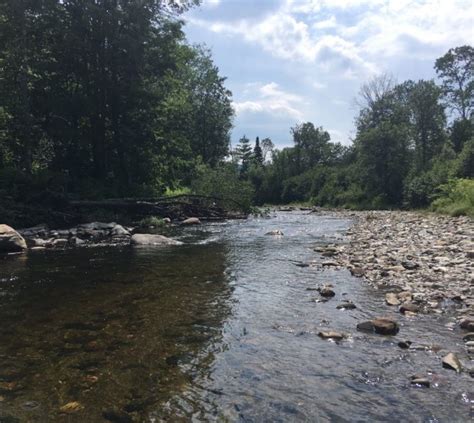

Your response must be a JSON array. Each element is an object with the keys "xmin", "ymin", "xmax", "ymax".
[{"xmin": 0, "ymin": 212, "xmax": 472, "ymax": 422}]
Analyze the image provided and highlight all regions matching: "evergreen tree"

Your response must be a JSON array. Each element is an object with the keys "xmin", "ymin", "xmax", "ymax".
[
  {"xmin": 235, "ymin": 135, "xmax": 253, "ymax": 176},
  {"xmin": 253, "ymin": 136, "xmax": 263, "ymax": 166}
]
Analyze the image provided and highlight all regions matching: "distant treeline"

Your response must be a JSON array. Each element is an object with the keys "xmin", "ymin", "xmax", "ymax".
[{"xmin": 231, "ymin": 46, "xmax": 473, "ymax": 215}]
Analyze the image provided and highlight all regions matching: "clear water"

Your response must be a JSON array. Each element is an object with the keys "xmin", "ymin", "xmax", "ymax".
[{"xmin": 0, "ymin": 212, "xmax": 472, "ymax": 422}]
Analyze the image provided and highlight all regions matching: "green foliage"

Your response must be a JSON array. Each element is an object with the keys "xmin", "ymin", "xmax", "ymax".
[
  {"xmin": 0, "ymin": 1, "xmax": 232, "ymax": 203},
  {"xmin": 138, "ymin": 216, "xmax": 167, "ymax": 228},
  {"xmin": 434, "ymin": 45, "xmax": 474, "ymax": 120},
  {"xmin": 431, "ymin": 178, "xmax": 474, "ymax": 217},
  {"xmin": 191, "ymin": 163, "xmax": 254, "ymax": 212}
]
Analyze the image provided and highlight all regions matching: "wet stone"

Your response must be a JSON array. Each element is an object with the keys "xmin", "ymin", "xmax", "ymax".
[
  {"xmin": 318, "ymin": 331, "xmax": 346, "ymax": 340},
  {"xmin": 336, "ymin": 301, "xmax": 357, "ymax": 310},
  {"xmin": 442, "ymin": 352, "xmax": 462, "ymax": 372},
  {"xmin": 399, "ymin": 303, "xmax": 420, "ymax": 314},
  {"xmin": 410, "ymin": 376, "xmax": 430, "ymax": 388},
  {"xmin": 102, "ymin": 408, "xmax": 133, "ymax": 423}
]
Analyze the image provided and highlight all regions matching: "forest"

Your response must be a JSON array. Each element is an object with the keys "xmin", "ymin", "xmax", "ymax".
[{"xmin": 0, "ymin": 1, "xmax": 472, "ymax": 225}]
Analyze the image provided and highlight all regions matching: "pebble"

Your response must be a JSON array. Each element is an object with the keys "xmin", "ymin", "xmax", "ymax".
[{"xmin": 318, "ymin": 331, "xmax": 346, "ymax": 340}]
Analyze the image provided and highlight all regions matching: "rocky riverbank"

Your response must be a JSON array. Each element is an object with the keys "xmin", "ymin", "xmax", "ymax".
[
  {"xmin": 314, "ymin": 210, "xmax": 473, "ymax": 344},
  {"xmin": 0, "ymin": 218, "xmax": 202, "ymax": 253}
]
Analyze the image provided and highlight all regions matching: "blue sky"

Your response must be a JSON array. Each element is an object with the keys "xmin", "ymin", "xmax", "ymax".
[{"xmin": 183, "ymin": 0, "xmax": 473, "ymax": 148}]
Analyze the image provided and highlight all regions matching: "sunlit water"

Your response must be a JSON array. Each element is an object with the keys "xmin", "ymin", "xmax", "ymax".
[{"xmin": 0, "ymin": 212, "xmax": 472, "ymax": 422}]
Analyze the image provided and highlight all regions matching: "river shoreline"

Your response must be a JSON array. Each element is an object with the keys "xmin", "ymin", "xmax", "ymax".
[{"xmin": 313, "ymin": 209, "xmax": 473, "ymax": 332}]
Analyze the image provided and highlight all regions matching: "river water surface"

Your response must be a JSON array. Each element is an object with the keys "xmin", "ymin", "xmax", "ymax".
[{"xmin": 0, "ymin": 212, "xmax": 472, "ymax": 422}]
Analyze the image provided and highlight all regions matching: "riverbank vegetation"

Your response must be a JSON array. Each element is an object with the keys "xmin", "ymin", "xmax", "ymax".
[
  {"xmin": 233, "ymin": 46, "xmax": 473, "ymax": 216},
  {"xmin": 0, "ymin": 1, "xmax": 472, "ymax": 225}
]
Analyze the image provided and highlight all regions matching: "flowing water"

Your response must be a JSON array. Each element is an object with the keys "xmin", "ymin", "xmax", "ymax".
[{"xmin": 0, "ymin": 212, "xmax": 472, "ymax": 422}]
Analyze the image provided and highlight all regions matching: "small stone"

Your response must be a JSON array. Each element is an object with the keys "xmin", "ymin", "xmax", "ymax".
[
  {"xmin": 442, "ymin": 352, "xmax": 462, "ymax": 372},
  {"xmin": 399, "ymin": 303, "xmax": 420, "ymax": 314},
  {"xmin": 385, "ymin": 293, "xmax": 400, "ymax": 306},
  {"xmin": 398, "ymin": 340, "xmax": 412, "ymax": 349},
  {"xmin": 60, "ymin": 401, "xmax": 83, "ymax": 414},
  {"xmin": 410, "ymin": 376, "xmax": 430, "ymax": 387},
  {"xmin": 402, "ymin": 261, "xmax": 419, "ymax": 270},
  {"xmin": 318, "ymin": 331, "xmax": 345, "ymax": 340},
  {"xmin": 358, "ymin": 318, "xmax": 399, "ymax": 335},
  {"xmin": 163, "ymin": 217, "xmax": 171, "ymax": 224},
  {"xmin": 349, "ymin": 267, "xmax": 365, "ymax": 277},
  {"xmin": 336, "ymin": 301, "xmax": 357, "ymax": 310},
  {"xmin": 463, "ymin": 333, "xmax": 474, "ymax": 342},
  {"xmin": 319, "ymin": 287, "xmax": 336, "ymax": 298},
  {"xmin": 460, "ymin": 319, "xmax": 474, "ymax": 332},
  {"xmin": 322, "ymin": 260, "xmax": 338, "ymax": 267},
  {"xmin": 372, "ymin": 318, "xmax": 399, "ymax": 335}
]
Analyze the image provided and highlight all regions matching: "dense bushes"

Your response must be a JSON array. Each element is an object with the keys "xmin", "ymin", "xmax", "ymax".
[{"xmin": 431, "ymin": 179, "xmax": 474, "ymax": 217}]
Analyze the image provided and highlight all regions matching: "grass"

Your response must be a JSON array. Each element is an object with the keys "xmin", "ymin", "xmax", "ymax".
[{"xmin": 431, "ymin": 178, "xmax": 474, "ymax": 218}]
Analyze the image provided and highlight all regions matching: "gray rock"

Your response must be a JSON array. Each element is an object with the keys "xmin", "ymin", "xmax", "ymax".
[
  {"xmin": 111, "ymin": 224, "xmax": 130, "ymax": 236},
  {"xmin": 130, "ymin": 234, "xmax": 182, "ymax": 246},
  {"xmin": 0, "ymin": 224, "xmax": 27, "ymax": 253}
]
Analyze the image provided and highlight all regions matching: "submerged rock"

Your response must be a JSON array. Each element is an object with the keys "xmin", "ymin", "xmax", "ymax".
[
  {"xmin": 319, "ymin": 286, "xmax": 336, "ymax": 298},
  {"xmin": 336, "ymin": 301, "xmax": 357, "ymax": 310},
  {"xmin": 442, "ymin": 352, "xmax": 462, "ymax": 372},
  {"xmin": 130, "ymin": 234, "xmax": 182, "ymax": 246},
  {"xmin": 0, "ymin": 224, "xmax": 27, "ymax": 253},
  {"xmin": 357, "ymin": 318, "xmax": 399, "ymax": 335}
]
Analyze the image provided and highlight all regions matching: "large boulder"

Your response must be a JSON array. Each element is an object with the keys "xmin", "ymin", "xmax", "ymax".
[
  {"xmin": 130, "ymin": 234, "xmax": 182, "ymax": 246},
  {"xmin": 0, "ymin": 224, "xmax": 27, "ymax": 253}
]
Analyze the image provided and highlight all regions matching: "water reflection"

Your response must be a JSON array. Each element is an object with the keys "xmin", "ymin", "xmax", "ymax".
[{"xmin": 0, "ymin": 243, "xmax": 233, "ymax": 422}]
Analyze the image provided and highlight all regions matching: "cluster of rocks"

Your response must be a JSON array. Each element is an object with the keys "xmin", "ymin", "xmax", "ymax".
[
  {"xmin": 309, "ymin": 210, "xmax": 474, "ymax": 381},
  {"xmin": 315, "ymin": 211, "xmax": 473, "ymax": 319},
  {"xmin": 0, "ymin": 217, "xmax": 202, "ymax": 253}
]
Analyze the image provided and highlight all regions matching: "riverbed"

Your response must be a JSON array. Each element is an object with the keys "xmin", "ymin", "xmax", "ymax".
[{"xmin": 0, "ymin": 212, "xmax": 472, "ymax": 422}]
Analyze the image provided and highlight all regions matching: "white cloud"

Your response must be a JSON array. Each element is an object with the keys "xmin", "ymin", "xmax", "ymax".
[
  {"xmin": 188, "ymin": 0, "xmax": 472, "ymax": 78},
  {"xmin": 233, "ymin": 82, "xmax": 306, "ymax": 121}
]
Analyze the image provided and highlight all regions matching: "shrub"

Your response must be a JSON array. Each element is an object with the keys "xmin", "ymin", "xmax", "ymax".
[{"xmin": 431, "ymin": 178, "xmax": 474, "ymax": 217}]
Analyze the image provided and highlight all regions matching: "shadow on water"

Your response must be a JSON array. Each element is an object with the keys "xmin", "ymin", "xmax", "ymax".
[{"xmin": 0, "ymin": 212, "xmax": 473, "ymax": 422}]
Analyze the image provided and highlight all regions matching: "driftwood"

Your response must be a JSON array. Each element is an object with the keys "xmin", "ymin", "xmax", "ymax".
[{"xmin": 70, "ymin": 195, "xmax": 248, "ymax": 221}]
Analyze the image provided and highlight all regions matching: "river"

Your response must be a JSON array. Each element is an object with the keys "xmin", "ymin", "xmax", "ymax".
[{"xmin": 0, "ymin": 212, "xmax": 472, "ymax": 422}]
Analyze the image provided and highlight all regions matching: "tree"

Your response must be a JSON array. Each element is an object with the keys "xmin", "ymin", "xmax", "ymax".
[
  {"xmin": 235, "ymin": 136, "xmax": 253, "ymax": 176},
  {"xmin": 398, "ymin": 80, "xmax": 447, "ymax": 171},
  {"xmin": 291, "ymin": 122, "xmax": 331, "ymax": 172},
  {"xmin": 435, "ymin": 45, "xmax": 474, "ymax": 120},
  {"xmin": 261, "ymin": 137, "xmax": 274, "ymax": 162},
  {"xmin": 253, "ymin": 136, "xmax": 263, "ymax": 166}
]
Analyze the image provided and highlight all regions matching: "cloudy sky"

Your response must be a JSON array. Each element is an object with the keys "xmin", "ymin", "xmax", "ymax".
[{"xmin": 183, "ymin": 0, "xmax": 473, "ymax": 148}]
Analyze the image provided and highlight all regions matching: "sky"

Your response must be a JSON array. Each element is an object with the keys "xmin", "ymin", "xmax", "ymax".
[{"xmin": 183, "ymin": 0, "xmax": 474, "ymax": 148}]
